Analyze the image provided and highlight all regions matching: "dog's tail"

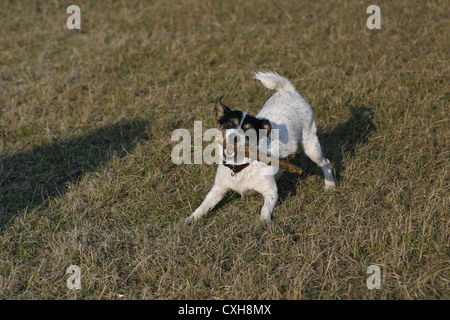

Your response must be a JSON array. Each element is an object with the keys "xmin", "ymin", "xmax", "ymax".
[{"xmin": 253, "ymin": 71, "xmax": 296, "ymax": 92}]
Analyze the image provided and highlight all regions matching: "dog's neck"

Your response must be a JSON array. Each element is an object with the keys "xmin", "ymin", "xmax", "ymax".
[{"xmin": 222, "ymin": 161, "xmax": 250, "ymax": 174}]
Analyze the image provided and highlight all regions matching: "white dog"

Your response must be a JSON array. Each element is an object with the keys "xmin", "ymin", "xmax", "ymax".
[{"xmin": 186, "ymin": 71, "xmax": 335, "ymax": 223}]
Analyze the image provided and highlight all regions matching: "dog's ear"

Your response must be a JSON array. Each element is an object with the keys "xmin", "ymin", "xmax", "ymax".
[
  {"xmin": 215, "ymin": 96, "xmax": 231, "ymax": 121},
  {"xmin": 260, "ymin": 118, "xmax": 272, "ymax": 139}
]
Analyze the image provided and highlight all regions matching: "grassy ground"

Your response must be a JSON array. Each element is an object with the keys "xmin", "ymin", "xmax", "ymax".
[{"xmin": 0, "ymin": 0, "xmax": 448, "ymax": 299}]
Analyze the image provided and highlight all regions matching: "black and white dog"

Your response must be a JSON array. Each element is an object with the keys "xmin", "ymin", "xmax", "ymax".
[{"xmin": 186, "ymin": 71, "xmax": 335, "ymax": 223}]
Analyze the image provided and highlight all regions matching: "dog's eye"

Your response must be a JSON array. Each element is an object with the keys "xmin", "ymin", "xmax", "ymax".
[{"xmin": 226, "ymin": 122, "xmax": 234, "ymax": 128}]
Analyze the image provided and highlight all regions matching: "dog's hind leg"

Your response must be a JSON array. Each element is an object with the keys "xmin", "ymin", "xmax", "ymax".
[
  {"xmin": 301, "ymin": 133, "xmax": 335, "ymax": 191},
  {"xmin": 185, "ymin": 184, "xmax": 229, "ymax": 223}
]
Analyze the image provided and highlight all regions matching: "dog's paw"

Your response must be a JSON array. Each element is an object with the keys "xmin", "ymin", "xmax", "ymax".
[
  {"xmin": 259, "ymin": 216, "xmax": 272, "ymax": 224},
  {"xmin": 184, "ymin": 215, "xmax": 195, "ymax": 224},
  {"xmin": 324, "ymin": 183, "xmax": 335, "ymax": 192}
]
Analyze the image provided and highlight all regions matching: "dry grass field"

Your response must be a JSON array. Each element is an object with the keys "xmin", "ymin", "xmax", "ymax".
[{"xmin": 0, "ymin": 0, "xmax": 448, "ymax": 299}]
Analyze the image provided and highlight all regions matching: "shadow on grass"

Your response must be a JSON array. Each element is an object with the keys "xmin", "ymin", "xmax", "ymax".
[
  {"xmin": 278, "ymin": 106, "xmax": 376, "ymax": 199},
  {"xmin": 0, "ymin": 119, "xmax": 149, "ymax": 230}
]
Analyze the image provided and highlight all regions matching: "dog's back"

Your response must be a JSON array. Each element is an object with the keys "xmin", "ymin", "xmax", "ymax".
[{"xmin": 254, "ymin": 71, "xmax": 317, "ymax": 158}]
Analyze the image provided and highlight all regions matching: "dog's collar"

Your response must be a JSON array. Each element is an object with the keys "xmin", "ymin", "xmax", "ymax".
[{"xmin": 222, "ymin": 161, "xmax": 250, "ymax": 175}]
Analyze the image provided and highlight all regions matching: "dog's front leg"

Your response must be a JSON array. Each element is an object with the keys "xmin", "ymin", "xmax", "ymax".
[
  {"xmin": 260, "ymin": 189, "xmax": 278, "ymax": 223},
  {"xmin": 185, "ymin": 184, "xmax": 229, "ymax": 224},
  {"xmin": 253, "ymin": 180, "xmax": 278, "ymax": 223}
]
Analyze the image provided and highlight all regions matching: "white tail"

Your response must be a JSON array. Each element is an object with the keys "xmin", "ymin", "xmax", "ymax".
[{"xmin": 253, "ymin": 71, "xmax": 296, "ymax": 92}]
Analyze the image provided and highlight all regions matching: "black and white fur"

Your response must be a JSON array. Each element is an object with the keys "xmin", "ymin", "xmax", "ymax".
[{"xmin": 186, "ymin": 71, "xmax": 335, "ymax": 223}]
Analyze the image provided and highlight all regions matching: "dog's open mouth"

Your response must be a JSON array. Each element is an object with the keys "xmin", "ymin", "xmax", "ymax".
[
  {"xmin": 223, "ymin": 145, "xmax": 235, "ymax": 158},
  {"xmin": 222, "ymin": 138, "xmax": 255, "ymax": 163}
]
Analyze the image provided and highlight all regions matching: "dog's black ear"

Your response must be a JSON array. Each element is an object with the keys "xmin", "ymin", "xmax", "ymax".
[
  {"xmin": 215, "ymin": 96, "xmax": 231, "ymax": 121},
  {"xmin": 260, "ymin": 118, "xmax": 272, "ymax": 139}
]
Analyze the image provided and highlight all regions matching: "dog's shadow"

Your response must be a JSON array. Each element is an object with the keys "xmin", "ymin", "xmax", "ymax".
[
  {"xmin": 0, "ymin": 119, "xmax": 149, "ymax": 230},
  {"xmin": 278, "ymin": 106, "xmax": 376, "ymax": 199}
]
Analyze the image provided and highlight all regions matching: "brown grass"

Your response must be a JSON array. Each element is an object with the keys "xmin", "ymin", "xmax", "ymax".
[{"xmin": 0, "ymin": 0, "xmax": 448, "ymax": 299}]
